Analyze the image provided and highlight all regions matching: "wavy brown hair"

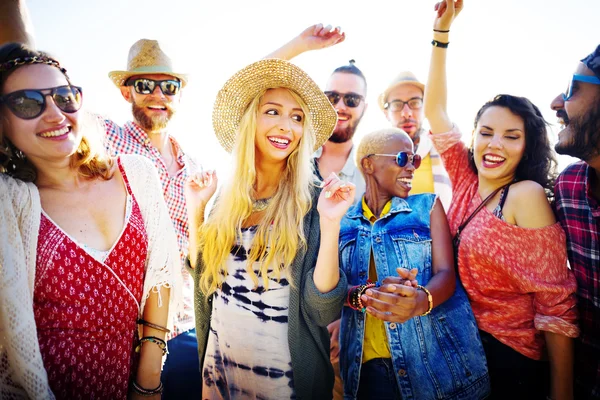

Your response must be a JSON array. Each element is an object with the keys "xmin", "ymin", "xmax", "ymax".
[{"xmin": 0, "ymin": 42, "xmax": 113, "ymax": 182}]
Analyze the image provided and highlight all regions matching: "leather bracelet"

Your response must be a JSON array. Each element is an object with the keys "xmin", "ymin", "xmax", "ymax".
[
  {"xmin": 137, "ymin": 318, "xmax": 171, "ymax": 334},
  {"xmin": 431, "ymin": 39, "xmax": 449, "ymax": 48},
  {"xmin": 417, "ymin": 285, "xmax": 433, "ymax": 316},
  {"xmin": 132, "ymin": 380, "xmax": 164, "ymax": 396}
]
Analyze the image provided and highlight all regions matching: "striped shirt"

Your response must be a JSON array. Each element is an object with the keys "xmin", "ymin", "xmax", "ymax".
[{"xmin": 103, "ymin": 119, "xmax": 199, "ymax": 337}]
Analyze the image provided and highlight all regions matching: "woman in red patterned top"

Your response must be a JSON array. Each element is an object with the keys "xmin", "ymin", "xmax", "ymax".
[
  {"xmin": 423, "ymin": 1, "xmax": 579, "ymax": 400},
  {"xmin": 0, "ymin": 44, "xmax": 180, "ymax": 399}
]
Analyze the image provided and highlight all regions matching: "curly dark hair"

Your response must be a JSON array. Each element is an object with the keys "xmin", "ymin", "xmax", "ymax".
[{"xmin": 469, "ymin": 94, "xmax": 558, "ymax": 199}]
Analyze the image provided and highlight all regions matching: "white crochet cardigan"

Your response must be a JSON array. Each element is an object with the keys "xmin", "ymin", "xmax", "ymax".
[{"xmin": 0, "ymin": 155, "xmax": 182, "ymax": 400}]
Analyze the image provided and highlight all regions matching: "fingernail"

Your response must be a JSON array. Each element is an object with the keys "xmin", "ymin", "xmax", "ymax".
[
  {"xmin": 325, "ymin": 191, "xmax": 331, "ymax": 198},
  {"xmin": 365, "ymin": 289, "xmax": 373, "ymax": 296}
]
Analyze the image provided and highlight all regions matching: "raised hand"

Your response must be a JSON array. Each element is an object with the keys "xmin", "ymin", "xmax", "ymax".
[
  {"xmin": 265, "ymin": 23, "xmax": 345, "ymax": 61},
  {"xmin": 433, "ymin": 0, "xmax": 464, "ymax": 31},
  {"xmin": 317, "ymin": 172, "xmax": 355, "ymax": 224},
  {"xmin": 184, "ymin": 170, "xmax": 218, "ymax": 213},
  {"xmin": 296, "ymin": 24, "xmax": 346, "ymax": 53}
]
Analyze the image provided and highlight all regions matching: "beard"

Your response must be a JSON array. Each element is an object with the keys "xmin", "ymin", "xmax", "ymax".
[
  {"xmin": 132, "ymin": 101, "xmax": 175, "ymax": 133},
  {"xmin": 328, "ymin": 110, "xmax": 365, "ymax": 144},
  {"xmin": 555, "ymin": 102, "xmax": 600, "ymax": 161}
]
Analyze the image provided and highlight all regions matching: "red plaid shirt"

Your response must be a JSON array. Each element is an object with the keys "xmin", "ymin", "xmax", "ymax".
[
  {"xmin": 103, "ymin": 119, "xmax": 199, "ymax": 337},
  {"xmin": 555, "ymin": 161, "xmax": 600, "ymax": 398}
]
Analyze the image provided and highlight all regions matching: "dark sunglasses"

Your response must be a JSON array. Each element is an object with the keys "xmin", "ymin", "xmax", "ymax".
[
  {"xmin": 0, "ymin": 85, "xmax": 83, "ymax": 120},
  {"xmin": 126, "ymin": 78, "xmax": 181, "ymax": 96},
  {"xmin": 562, "ymin": 74, "xmax": 600, "ymax": 101},
  {"xmin": 367, "ymin": 152, "xmax": 422, "ymax": 169},
  {"xmin": 324, "ymin": 91, "xmax": 364, "ymax": 108}
]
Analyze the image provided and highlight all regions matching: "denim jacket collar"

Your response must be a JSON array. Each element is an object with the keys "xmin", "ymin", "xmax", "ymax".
[{"xmin": 346, "ymin": 195, "xmax": 413, "ymax": 221}]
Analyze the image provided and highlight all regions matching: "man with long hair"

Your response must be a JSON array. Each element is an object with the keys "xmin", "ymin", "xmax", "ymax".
[{"xmin": 552, "ymin": 44, "xmax": 600, "ymax": 399}]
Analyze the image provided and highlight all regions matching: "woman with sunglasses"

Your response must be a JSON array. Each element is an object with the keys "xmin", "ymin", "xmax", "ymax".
[
  {"xmin": 184, "ymin": 58, "xmax": 355, "ymax": 399},
  {"xmin": 424, "ymin": 1, "xmax": 578, "ymax": 399},
  {"xmin": 0, "ymin": 43, "xmax": 181, "ymax": 400},
  {"xmin": 337, "ymin": 127, "xmax": 489, "ymax": 399}
]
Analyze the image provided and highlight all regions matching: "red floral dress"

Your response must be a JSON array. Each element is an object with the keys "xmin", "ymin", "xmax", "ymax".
[{"xmin": 33, "ymin": 159, "xmax": 147, "ymax": 400}]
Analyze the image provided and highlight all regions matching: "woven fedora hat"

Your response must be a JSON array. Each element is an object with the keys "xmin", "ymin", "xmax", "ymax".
[
  {"xmin": 378, "ymin": 71, "xmax": 425, "ymax": 111},
  {"xmin": 108, "ymin": 39, "xmax": 188, "ymax": 88},
  {"xmin": 212, "ymin": 59, "xmax": 337, "ymax": 153}
]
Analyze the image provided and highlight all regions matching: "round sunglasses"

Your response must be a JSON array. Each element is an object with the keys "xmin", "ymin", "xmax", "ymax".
[
  {"xmin": 0, "ymin": 85, "xmax": 83, "ymax": 120},
  {"xmin": 125, "ymin": 78, "xmax": 181, "ymax": 96},
  {"xmin": 367, "ymin": 152, "xmax": 422, "ymax": 169},
  {"xmin": 324, "ymin": 91, "xmax": 364, "ymax": 108}
]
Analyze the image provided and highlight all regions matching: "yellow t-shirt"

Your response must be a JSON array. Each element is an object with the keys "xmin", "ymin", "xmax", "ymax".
[
  {"xmin": 361, "ymin": 197, "xmax": 392, "ymax": 363},
  {"xmin": 411, "ymin": 154, "xmax": 435, "ymax": 195}
]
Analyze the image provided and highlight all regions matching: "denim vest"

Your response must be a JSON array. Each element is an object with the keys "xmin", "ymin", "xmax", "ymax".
[{"xmin": 339, "ymin": 194, "xmax": 490, "ymax": 400}]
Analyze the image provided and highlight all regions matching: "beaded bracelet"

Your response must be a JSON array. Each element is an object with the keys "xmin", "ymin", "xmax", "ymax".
[
  {"xmin": 135, "ymin": 336, "xmax": 167, "ymax": 356},
  {"xmin": 137, "ymin": 319, "xmax": 171, "ymax": 334},
  {"xmin": 347, "ymin": 283, "xmax": 376, "ymax": 312},
  {"xmin": 132, "ymin": 380, "xmax": 164, "ymax": 396}
]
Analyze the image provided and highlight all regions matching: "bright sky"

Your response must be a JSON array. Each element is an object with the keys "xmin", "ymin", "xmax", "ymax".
[{"xmin": 27, "ymin": 0, "xmax": 599, "ymax": 174}]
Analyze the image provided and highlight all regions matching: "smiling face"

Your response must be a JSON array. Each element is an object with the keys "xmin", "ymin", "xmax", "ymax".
[
  {"xmin": 254, "ymin": 88, "xmax": 305, "ymax": 165},
  {"xmin": 551, "ymin": 64, "xmax": 600, "ymax": 162},
  {"xmin": 325, "ymin": 72, "xmax": 366, "ymax": 143},
  {"xmin": 120, "ymin": 73, "xmax": 181, "ymax": 133},
  {"xmin": 365, "ymin": 133, "xmax": 416, "ymax": 199},
  {"xmin": 1, "ymin": 64, "xmax": 81, "ymax": 164},
  {"xmin": 383, "ymin": 84, "xmax": 424, "ymax": 140},
  {"xmin": 472, "ymin": 106, "xmax": 526, "ymax": 184}
]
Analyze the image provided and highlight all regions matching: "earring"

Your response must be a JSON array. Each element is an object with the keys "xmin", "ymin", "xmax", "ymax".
[{"xmin": 15, "ymin": 149, "xmax": 25, "ymax": 159}]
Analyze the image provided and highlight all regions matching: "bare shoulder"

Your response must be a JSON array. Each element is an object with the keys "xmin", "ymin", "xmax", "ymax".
[{"xmin": 506, "ymin": 180, "xmax": 556, "ymax": 228}]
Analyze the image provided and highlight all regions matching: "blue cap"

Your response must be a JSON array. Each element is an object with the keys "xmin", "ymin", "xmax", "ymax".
[{"xmin": 581, "ymin": 44, "xmax": 600, "ymax": 80}]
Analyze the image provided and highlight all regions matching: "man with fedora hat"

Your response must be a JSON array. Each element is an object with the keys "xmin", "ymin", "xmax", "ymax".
[
  {"xmin": 379, "ymin": 71, "xmax": 452, "ymax": 210},
  {"xmin": 105, "ymin": 39, "xmax": 202, "ymax": 399},
  {"xmin": 552, "ymin": 44, "xmax": 600, "ymax": 399}
]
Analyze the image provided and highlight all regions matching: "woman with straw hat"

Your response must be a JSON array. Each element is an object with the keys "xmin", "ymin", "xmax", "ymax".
[{"xmin": 185, "ymin": 58, "xmax": 356, "ymax": 399}]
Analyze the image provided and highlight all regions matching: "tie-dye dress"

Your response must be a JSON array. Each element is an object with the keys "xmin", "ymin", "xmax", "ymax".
[{"xmin": 202, "ymin": 226, "xmax": 295, "ymax": 399}]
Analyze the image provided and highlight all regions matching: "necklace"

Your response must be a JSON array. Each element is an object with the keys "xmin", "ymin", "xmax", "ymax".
[{"xmin": 252, "ymin": 197, "xmax": 272, "ymax": 212}]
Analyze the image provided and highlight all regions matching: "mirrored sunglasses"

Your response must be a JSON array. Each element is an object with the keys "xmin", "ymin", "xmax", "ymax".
[
  {"xmin": 126, "ymin": 78, "xmax": 181, "ymax": 96},
  {"xmin": 368, "ymin": 152, "xmax": 422, "ymax": 169},
  {"xmin": 0, "ymin": 85, "xmax": 83, "ymax": 120}
]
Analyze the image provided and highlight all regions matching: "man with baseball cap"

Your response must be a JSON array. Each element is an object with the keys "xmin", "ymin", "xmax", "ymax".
[
  {"xmin": 552, "ymin": 44, "xmax": 600, "ymax": 399},
  {"xmin": 104, "ymin": 39, "xmax": 202, "ymax": 399},
  {"xmin": 379, "ymin": 71, "xmax": 452, "ymax": 210}
]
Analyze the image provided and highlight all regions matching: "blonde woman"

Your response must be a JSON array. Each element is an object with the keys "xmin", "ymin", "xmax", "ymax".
[
  {"xmin": 185, "ymin": 59, "xmax": 355, "ymax": 399},
  {"xmin": 0, "ymin": 43, "xmax": 181, "ymax": 400}
]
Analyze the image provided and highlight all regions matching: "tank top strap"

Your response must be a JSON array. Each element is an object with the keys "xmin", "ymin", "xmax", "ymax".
[
  {"xmin": 498, "ymin": 185, "xmax": 510, "ymax": 210},
  {"xmin": 117, "ymin": 157, "xmax": 134, "ymax": 196}
]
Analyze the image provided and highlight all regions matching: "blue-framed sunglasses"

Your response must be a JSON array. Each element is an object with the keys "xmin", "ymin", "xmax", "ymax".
[
  {"xmin": 562, "ymin": 74, "xmax": 600, "ymax": 101},
  {"xmin": 366, "ymin": 152, "xmax": 422, "ymax": 169}
]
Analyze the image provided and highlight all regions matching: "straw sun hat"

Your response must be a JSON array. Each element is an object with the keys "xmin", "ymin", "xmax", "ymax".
[
  {"xmin": 377, "ymin": 71, "xmax": 425, "ymax": 111},
  {"xmin": 108, "ymin": 39, "xmax": 188, "ymax": 88},
  {"xmin": 212, "ymin": 58, "xmax": 337, "ymax": 153}
]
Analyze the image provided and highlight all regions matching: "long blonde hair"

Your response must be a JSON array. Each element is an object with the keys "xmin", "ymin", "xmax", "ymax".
[{"xmin": 199, "ymin": 88, "xmax": 316, "ymax": 296}]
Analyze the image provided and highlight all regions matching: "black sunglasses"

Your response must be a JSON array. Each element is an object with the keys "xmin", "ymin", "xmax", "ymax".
[
  {"xmin": 0, "ymin": 85, "xmax": 83, "ymax": 120},
  {"xmin": 126, "ymin": 78, "xmax": 181, "ymax": 96},
  {"xmin": 324, "ymin": 91, "xmax": 364, "ymax": 108},
  {"xmin": 367, "ymin": 152, "xmax": 422, "ymax": 169}
]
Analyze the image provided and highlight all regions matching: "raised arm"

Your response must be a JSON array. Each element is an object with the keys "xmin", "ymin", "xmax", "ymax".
[
  {"xmin": 0, "ymin": 0, "xmax": 35, "ymax": 46},
  {"xmin": 184, "ymin": 170, "xmax": 218, "ymax": 268},
  {"xmin": 264, "ymin": 24, "xmax": 345, "ymax": 61},
  {"xmin": 424, "ymin": 0, "xmax": 463, "ymax": 134}
]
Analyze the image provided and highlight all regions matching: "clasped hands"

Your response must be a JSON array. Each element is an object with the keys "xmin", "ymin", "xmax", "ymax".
[{"xmin": 361, "ymin": 267, "xmax": 426, "ymax": 323}]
